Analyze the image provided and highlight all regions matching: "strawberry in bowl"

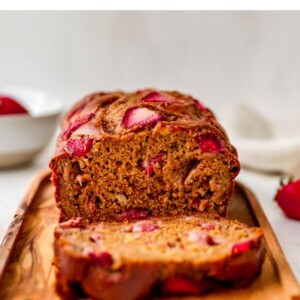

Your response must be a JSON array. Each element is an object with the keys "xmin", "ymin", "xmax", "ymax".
[
  {"xmin": 0, "ymin": 87, "xmax": 63, "ymax": 168},
  {"xmin": 0, "ymin": 96, "xmax": 29, "ymax": 115}
]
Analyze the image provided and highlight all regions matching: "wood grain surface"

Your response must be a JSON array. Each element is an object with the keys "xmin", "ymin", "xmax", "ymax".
[{"xmin": 0, "ymin": 170, "xmax": 299, "ymax": 300}]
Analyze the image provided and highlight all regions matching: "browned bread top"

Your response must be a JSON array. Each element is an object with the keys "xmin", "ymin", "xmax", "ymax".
[{"xmin": 54, "ymin": 90, "xmax": 237, "ymax": 158}]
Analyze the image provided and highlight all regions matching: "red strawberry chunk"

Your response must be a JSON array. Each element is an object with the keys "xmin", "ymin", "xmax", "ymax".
[
  {"xmin": 196, "ymin": 133, "xmax": 224, "ymax": 153},
  {"xmin": 65, "ymin": 138, "xmax": 93, "ymax": 157},
  {"xmin": 275, "ymin": 178, "xmax": 300, "ymax": 220},
  {"xmin": 188, "ymin": 231, "xmax": 216, "ymax": 245},
  {"xmin": 0, "ymin": 96, "xmax": 29, "ymax": 115},
  {"xmin": 232, "ymin": 240, "xmax": 255, "ymax": 257},
  {"xmin": 132, "ymin": 220, "xmax": 160, "ymax": 233},
  {"xmin": 121, "ymin": 107, "xmax": 164, "ymax": 129},
  {"xmin": 161, "ymin": 276, "xmax": 209, "ymax": 295},
  {"xmin": 63, "ymin": 112, "xmax": 95, "ymax": 139},
  {"xmin": 144, "ymin": 152, "xmax": 164, "ymax": 176},
  {"xmin": 193, "ymin": 99, "xmax": 207, "ymax": 113},
  {"xmin": 88, "ymin": 251, "xmax": 113, "ymax": 269},
  {"xmin": 141, "ymin": 91, "xmax": 179, "ymax": 104},
  {"xmin": 145, "ymin": 164, "xmax": 154, "ymax": 176},
  {"xmin": 117, "ymin": 208, "xmax": 150, "ymax": 221}
]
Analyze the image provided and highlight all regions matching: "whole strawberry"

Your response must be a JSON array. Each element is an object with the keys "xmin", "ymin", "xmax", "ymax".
[
  {"xmin": 275, "ymin": 178, "xmax": 300, "ymax": 220},
  {"xmin": 0, "ymin": 96, "xmax": 29, "ymax": 115}
]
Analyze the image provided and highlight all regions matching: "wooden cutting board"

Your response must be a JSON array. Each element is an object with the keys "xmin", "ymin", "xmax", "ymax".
[{"xmin": 0, "ymin": 170, "xmax": 299, "ymax": 300}]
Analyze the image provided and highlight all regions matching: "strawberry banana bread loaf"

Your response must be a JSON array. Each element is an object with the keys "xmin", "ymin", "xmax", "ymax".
[
  {"xmin": 54, "ymin": 215, "xmax": 265, "ymax": 300},
  {"xmin": 50, "ymin": 90, "xmax": 240, "ymax": 222}
]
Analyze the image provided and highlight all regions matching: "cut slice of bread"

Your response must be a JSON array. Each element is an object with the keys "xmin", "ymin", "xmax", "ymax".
[
  {"xmin": 54, "ymin": 214, "xmax": 265, "ymax": 300},
  {"xmin": 49, "ymin": 90, "xmax": 240, "ymax": 223}
]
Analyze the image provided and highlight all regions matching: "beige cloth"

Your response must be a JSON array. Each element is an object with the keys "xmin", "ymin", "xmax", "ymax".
[{"xmin": 221, "ymin": 104, "xmax": 300, "ymax": 175}]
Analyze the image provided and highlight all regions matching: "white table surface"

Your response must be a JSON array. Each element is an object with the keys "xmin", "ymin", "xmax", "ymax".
[{"xmin": 0, "ymin": 143, "xmax": 299, "ymax": 285}]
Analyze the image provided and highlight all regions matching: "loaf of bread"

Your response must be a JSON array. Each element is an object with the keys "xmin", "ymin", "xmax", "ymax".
[
  {"xmin": 49, "ymin": 90, "xmax": 240, "ymax": 222},
  {"xmin": 54, "ymin": 214, "xmax": 265, "ymax": 300}
]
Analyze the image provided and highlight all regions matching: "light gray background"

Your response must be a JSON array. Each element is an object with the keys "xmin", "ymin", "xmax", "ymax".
[
  {"xmin": 0, "ymin": 11, "xmax": 300, "ymax": 118},
  {"xmin": 0, "ymin": 12, "xmax": 300, "ymax": 283}
]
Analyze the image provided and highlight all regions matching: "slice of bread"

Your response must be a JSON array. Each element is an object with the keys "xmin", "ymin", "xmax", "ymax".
[{"xmin": 54, "ymin": 214, "xmax": 265, "ymax": 300}]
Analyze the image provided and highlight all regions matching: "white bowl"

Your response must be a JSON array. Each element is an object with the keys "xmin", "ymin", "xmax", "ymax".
[{"xmin": 0, "ymin": 87, "xmax": 64, "ymax": 168}]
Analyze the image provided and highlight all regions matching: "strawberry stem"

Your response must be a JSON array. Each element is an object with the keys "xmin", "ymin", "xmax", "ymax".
[{"xmin": 280, "ymin": 176, "xmax": 294, "ymax": 187}]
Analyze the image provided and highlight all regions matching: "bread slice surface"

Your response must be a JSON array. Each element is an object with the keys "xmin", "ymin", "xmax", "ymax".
[{"xmin": 54, "ymin": 214, "xmax": 265, "ymax": 300}]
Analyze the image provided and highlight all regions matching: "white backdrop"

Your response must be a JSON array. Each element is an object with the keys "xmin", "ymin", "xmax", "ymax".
[{"xmin": 0, "ymin": 11, "xmax": 300, "ymax": 118}]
